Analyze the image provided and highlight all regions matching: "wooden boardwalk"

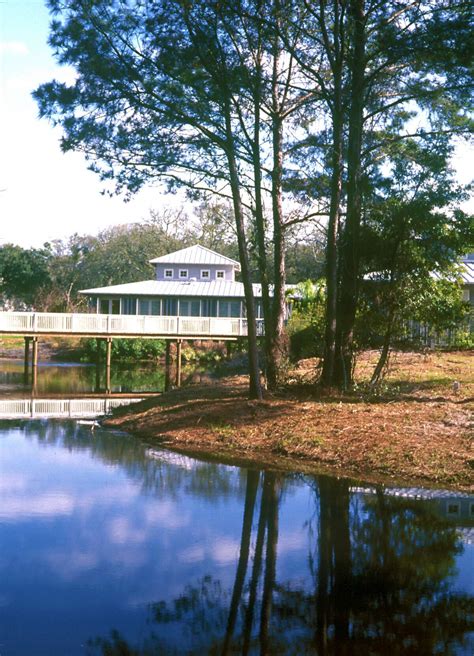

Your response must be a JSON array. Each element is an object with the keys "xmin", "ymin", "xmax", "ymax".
[{"xmin": 0, "ymin": 311, "xmax": 262, "ymax": 340}]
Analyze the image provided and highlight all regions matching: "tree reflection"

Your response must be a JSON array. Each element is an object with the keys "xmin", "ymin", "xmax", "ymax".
[{"xmin": 87, "ymin": 472, "xmax": 474, "ymax": 656}]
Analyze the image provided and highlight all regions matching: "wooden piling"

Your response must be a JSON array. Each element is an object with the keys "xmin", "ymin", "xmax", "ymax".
[
  {"xmin": 32, "ymin": 337, "xmax": 38, "ymax": 369},
  {"xmin": 105, "ymin": 338, "xmax": 112, "ymax": 394},
  {"xmin": 165, "ymin": 340, "xmax": 172, "ymax": 391},
  {"xmin": 176, "ymin": 339, "xmax": 182, "ymax": 388},
  {"xmin": 23, "ymin": 337, "xmax": 30, "ymax": 380}
]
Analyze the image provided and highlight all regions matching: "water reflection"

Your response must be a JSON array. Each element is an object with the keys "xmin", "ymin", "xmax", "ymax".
[
  {"xmin": 0, "ymin": 357, "xmax": 168, "ymax": 395},
  {"xmin": 0, "ymin": 421, "xmax": 472, "ymax": 655}
]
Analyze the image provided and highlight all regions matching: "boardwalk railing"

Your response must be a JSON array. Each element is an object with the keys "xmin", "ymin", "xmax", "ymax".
[
  {"xmin": 0, "ymin": 398, "xmax": 142, "ymax": 419},
  {"xmin": 0, "ymin": 312, "xmax": 264, "ymax": 339}
]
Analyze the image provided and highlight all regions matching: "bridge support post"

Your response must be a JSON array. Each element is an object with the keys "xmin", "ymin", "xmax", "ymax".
[
  {"xmin": 165, "ymin": 340, "xmax": 172, "ymax": 392},
  {"xmin": 32, "ymin": 337, "xmax": 38, "ymax": 369},
  {"xmin": 31, "ymin": 337, "xmax": 39, "ymax": 394},
  {"xmin": 106, "ymin": 338, "xmax": 112, "ymax": 369},
  {"xmin": 23, "ymin": 337, "xmax": 30, "ymax": 381},
  {"xmin": 105, "ymin": 338, "xmax": 112, "ymax": 394},
  {"xmin": 176, "ymin": 339, "xmax": 182, "ymax": 388}
]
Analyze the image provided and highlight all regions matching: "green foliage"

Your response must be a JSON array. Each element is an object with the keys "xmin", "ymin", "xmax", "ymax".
[
  {"xmin": 356, "ymin": 137, "xmax": 473, "ymax": 353},
  {"xmin": 180, "ymin": 345, "xmax": 224, "ymax": 363},
  {"xmin": 80, "ymin": 338, "xmax": 166, "ymax": 362},
  {"xmin": 287, "ymin": 280, "xmax": 326, "ymax": 359},
  {"xmin": 0, "ymin": 244, "xmax": 52, "ymax": 309}
]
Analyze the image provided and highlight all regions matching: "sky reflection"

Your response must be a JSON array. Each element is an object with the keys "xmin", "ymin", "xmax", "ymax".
[{"xmin": 0, "ymin": 421, "xmax": 473, "ymax": 656}]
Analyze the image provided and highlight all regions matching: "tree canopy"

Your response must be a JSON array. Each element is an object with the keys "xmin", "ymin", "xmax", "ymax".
[{"xmin": 33, "ymin": 0, "xmax": 474, "ymax": 390}]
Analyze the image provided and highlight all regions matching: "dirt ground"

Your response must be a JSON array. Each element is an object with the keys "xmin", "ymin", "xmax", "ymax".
[{"xmin": 104, "ymin": 350, "xmax": 474, "ymax": 491}]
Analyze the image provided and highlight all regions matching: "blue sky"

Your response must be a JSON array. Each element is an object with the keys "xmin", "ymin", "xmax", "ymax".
[
  {"xmin": 0, "ymin": 0, "xmax": 164, "ymax": 248},
  {"xmin": 0, "ymin": 1, "xmax": 472, "ymax": 249}
]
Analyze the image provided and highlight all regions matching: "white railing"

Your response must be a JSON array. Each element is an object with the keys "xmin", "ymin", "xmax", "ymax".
[
  {"xmin": 0, "ymin": 397, "xmax": 142, "ymax": 419},
  {"xmin": 0, "ymin": 312, "xmax": 265, "ymax": 338}
]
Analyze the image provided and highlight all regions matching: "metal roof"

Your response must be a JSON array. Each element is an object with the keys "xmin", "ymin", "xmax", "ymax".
[
  {"xmin": 80, "ymin": 279, "xmax": 262, "ymax": 298},
  {"xmin": 460, "ymin": 259, "xmax": 474, "ymax": 285},
  {"xmin": 149, "ymin": 245, "xmax": 241, "ymax": 269},
  {"xmin": 431, "ymin": 258, "xmax": 474, "ymax": 285},
  {"xmin": 365, "ymin": 258, "xmax": 474, "ymax": 286}
]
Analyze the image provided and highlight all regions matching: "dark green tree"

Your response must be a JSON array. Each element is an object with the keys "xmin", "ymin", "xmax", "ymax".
[
  {"xmin": 285, "ymin": 0, "xmax": 473, "ymax": 387},
  {"xmin": 0, "ymin": 243, "xmax": 52, "ymax": 309},
  {"xmin": 34, "ymin": 0, "xmax": 265, "ymax": 398}
]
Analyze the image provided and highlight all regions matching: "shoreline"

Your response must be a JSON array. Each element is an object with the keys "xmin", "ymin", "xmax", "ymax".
[{"xmin": 103, "ymin": 350, "xmax": 474, "ymax": 492}]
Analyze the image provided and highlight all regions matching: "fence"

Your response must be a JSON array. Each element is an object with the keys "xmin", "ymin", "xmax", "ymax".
[
  {"xmin": 0, "ymin": 312, "xmax": 265, "ymax": 338},
  {"xmin": 0, "ymin": 397, "xmax": 142, "ymax": 419}
]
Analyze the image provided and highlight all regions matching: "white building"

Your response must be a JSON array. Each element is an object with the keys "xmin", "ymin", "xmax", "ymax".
[{"xmin": 80, "ymin": 244, "xmax": 265, "ymax": 320}]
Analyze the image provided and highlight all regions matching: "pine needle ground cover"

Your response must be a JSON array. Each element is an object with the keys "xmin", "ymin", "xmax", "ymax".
[{"xmin": 105, "ymin": 351, "xmax": 473, "ymax": 490}]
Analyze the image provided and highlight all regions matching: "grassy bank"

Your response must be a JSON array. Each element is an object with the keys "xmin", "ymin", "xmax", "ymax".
[{"xmin": 104, "ymin": 350, "xmax": 474, "ymax": 491}]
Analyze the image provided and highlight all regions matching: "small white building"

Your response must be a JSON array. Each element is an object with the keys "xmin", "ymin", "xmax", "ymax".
[{"xmin": 80, "ymin": 244, "xmax": 265, "ymax": 320}]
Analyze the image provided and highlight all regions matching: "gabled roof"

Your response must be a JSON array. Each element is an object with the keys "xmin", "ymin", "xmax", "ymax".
[
  {"xmin": 149, "ymin": 245, "xmax": 240, "ymax": 270},
  {"xmin": 80, "ymin": 279, "xmax": 262, "ymax": 298}
]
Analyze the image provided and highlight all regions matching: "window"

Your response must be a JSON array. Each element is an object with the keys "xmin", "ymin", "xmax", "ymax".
[
  {"xmin": 179, "ymin": 300, "xmax": 190, "ymax": 316},
  {"xmin": 164, "ymin": 269, "xmax": 173, "ymax": 279},
  {"xmin": 216, "ymin": 270, "xmax": 225, "ymax": 279},
  {"xmin": 201, "ymin": 300, "xmax": 217, "ymax": 317},
  {"xmin": 100, "ymin": 299, "xmax": 109, "ymax": 314},
  {"xmin": 218, "ymin": 300, "xmax": 230, "ymax": 317},
  {"xmin": 151, "ymin": 300, "xmax": 161, "ymax": 315},
  {"xmin": 230, "ymin": 301, "xmax": 241, "ymax": 318},
  {"xmin": 201, "ymin": 269, "xmax": 210, "ymax": 280},
  {"xmin": 191, "ymin": 300, "xmax": 200, "ymax": 316},
  {"xmin": 447, "ymin": 502, "xmax": 460, "ymax": 517},
  {"xmin": 163, "ymin": 298, "xmax": 177, "ymax": 315},
  {"xmin": 179, "ymin": 269, "xmax": 188, "ymax": 279},
  {"xmin": 122, "ymin": 298, "xmax": 137, "ymax": 315},
  {"xmin": 139, "ymin": 299, "xmax": 150, "ymax": 315}
]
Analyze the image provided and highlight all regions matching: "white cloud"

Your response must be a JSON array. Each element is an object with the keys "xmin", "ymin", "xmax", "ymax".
[
  {"xmin": 0, "ymin": 492, "xmax": 75, "ymax": 520},
  {"xmin": 178, "ymin": 544, "xmax": 205, "ymax": 564},
  {"xmin": 0, "ymin": 472, "xmax": 28, "ymax": 493},
  {"xmin": 0, "ymin": 41, "xmax": 29, "ymax": 56},
  {"xmin": 144, "ymin": 501, "xmax": 191, "ymax": 529},
  {"xmin": 107, "ymin": 516, "xmax": 147, "ymax": 545},
  {"xmin": 211, "ymin": 538, "xmax": 239, "ymax": 565}
]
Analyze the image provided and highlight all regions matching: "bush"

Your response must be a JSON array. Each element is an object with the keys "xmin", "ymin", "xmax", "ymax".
[{"xmin": 79, "ymin": 338, "xmax": 166, "ymax": 362}]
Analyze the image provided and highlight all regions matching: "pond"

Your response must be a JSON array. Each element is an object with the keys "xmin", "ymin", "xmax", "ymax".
[
  {"xmin": 0, "ymin": 420, "xmax": 473, "ymax": 655},
  {"xmin": 0, "ymin": 356, "xmax": 211, "ymax": 396}
]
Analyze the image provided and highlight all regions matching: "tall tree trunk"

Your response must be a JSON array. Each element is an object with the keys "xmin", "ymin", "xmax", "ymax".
[
  {"xmin": 268, "ymin": 111, "xmax": 288, "ymax": 388},
  {"xmin": 267, "ymin": 0, "xmax": 288, "ymax": 389},
  {"xmin": 260, "ymin": 472, "xmax": 279, "ymax": 655},
  {"xmin": 225, "ymin": 106, "xmax": 263, "ymax": 400},
  {"xmin": 315, "ymin": 477, "xmax": 332, "ymax": 654},
  {"xmin": 334, "ymin": 0, "xmax": 366, "ymax": 388},
  {"xmin": 251, "ymin": 39, "xmax": 273, "ymax": 383},
  {"xmin": 321, "ymin": 104, "xmax": 344, "ymax": 387},
  {"xmin": 320, "ymin": 0, "xmax": 345, "ymax": 388},
  {"xmin": 370, "ymin": 306, "xmax": 395, "ymax": 386},
  {"xmin": 222, "ymin": 470, "xmax": 259, "ymax": 655},
  {"xmin": 333, "ymin": 479, "xmax": 351, "ymax": 648},
  {"xmin": 243, "ymin": 471, "xmax": 269, "ymax": 656}
]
